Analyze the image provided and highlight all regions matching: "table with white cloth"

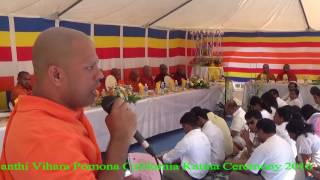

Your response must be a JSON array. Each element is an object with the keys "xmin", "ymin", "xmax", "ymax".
[
  {"xmin": 0, "ymin": 85, "xmax": 224, "ymax": 153},
  {"xmin": 242, "ymin": 81, "xmax": 320, "ymax": 109},
  {"xmin": 86, "ymin": 85, "xmax": 225, "ymax": 152}
]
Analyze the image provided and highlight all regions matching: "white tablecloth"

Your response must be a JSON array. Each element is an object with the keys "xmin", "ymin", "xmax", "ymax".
[
  {"xmin": 242, "ymin": 82, "xmax": 320, "ymax": 109},
  {"xmin": 0, "ymin": 85, "xmax": 224, "ymax": 153}
]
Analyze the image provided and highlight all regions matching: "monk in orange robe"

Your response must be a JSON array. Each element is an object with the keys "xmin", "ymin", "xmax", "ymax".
[
  {"xmin": 0, "ymin": 27, "xmax": 137, "ymax": 180},
  {"xmin": 11, "ymin": 71, "xmax": 32, "ymax": 103},
  {"xmin": 126, "ymin": 69, "xmax": 141, "ymax": 92},
  {"xmin": 140, "ymin": 65, "xmax": 155, "ymax": 89}
]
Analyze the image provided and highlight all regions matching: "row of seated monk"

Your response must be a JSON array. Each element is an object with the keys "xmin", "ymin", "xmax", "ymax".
[
  {"xmin": 8, "ymin": 64, "xmax": 186, "ymax": 105},
  {"xmin": 257, "ymin": 64, "xmax": 297, "ymax": 82},
  {"xmin": 98, "ymin": 64, "xmax": 187, "ymax": 92}
]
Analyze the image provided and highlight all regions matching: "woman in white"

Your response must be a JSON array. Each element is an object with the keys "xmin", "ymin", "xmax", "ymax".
[
  {"xmin": 249, "ymin": 95, "xmax": 274, "ymax": 120},
  {"xmin": 286, "ymin": 118, "xmax": 320, "ymax": 178},
  {"xmin": 301, "ymin": 104, "xmax": 320, "ymax": 137}
]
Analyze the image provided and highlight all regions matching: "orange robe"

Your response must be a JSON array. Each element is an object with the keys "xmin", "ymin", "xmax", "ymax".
[
  {"xmin": 11, "ymin": 84, "xmax": 32, "ymax": 102},
  {"xmin": 140, "ymin": 76, "xmax": 155, "ymax": 90},
  {"xmin": 0, "ymin": 95, "xmax": 102, "ymax": 179}
]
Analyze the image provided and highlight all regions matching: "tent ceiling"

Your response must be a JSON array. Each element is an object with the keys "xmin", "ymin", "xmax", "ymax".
[{"xmin": 0, "ymin": 0, "xmax": 319, "ymax": 31}]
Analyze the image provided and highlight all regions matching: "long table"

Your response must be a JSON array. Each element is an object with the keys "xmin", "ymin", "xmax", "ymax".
[
  {"xmin": 0, "ymin": 85, "xmax": 224, "ymax": 153},
  {"xmin": 242, "ymin": 82, "xmax": 320, "ymax": 109}
]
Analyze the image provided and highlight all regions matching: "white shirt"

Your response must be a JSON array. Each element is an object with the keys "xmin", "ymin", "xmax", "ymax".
[
  {"xmin": 276, "ymin": 122, "xmax": 297, "ymax": 158},
  {"xmin": 286, "ymin": 98, "xmax": 303, "ymax": 108},
  {"xmin": 230, "ymin": 107, "xmax": 247, "ymax": 132},
  {"xmin": 296, "ymin": 133, "xmax": 320, "ymax": 165},
  {"xmin": 207, "ymin": 112, "xmax": 234, "ymax": 156},
  {"xmin": 277, "ymin": 97, "xmax": 287, "ymax": 108},
  {"xmin": 202, "ymin": 120, "xmax": 225, "ymax": 164},
  {"xmin": 261, "ymin": 109, "xmax": 273, "ymax": 120},
  {"xmin": 163, "ymin": 129, "xmax": 210, "ymax": 179},
  {"xmin": 246, "ymin": 134, "xmax": 296, "ymax": 180}
]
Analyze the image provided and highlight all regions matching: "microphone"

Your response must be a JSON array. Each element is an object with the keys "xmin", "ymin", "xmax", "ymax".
[{"xmin": 101, "ymin": 96, "xmax": 157, "ymax": 157}]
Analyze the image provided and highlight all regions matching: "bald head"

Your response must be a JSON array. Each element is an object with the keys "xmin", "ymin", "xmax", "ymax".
[{"xmin": 32, "ymin": 27, "xmax": 91, "ymax": 80}]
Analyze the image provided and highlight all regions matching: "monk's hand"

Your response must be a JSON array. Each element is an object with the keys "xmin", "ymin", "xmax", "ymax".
[{"xmin": 105, "ymin": 98, "xmax": 137, "ymax": 142}]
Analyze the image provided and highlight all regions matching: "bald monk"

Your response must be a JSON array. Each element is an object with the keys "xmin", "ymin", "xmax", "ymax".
[
  {"xmin": 11, "ymin": 71, "xmax": 32, "ymax": 103},
  {"xmin": 140, "ymin": 65, "xmax": 155, "ymax": 89},
  {"xmin": 0, "ymin": 27, "xmax": 137, "ymax": 180},
  {"xmin": 126, "ymin": 69, "xmax": 141, "ymax": 92}
]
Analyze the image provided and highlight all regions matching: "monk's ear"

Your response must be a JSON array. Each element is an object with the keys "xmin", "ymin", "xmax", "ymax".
[{"xmin": 47, "ymin": 65, "xmax": 64, "ymax": 86}]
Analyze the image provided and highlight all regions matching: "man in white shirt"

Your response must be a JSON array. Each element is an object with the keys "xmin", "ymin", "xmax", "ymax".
[
  {"xmin": 225, "ymin": 99, "xmax": 247, "ymax": 149},
  {"xmin": 191, "ymin": 107, "xmax": 225, "ymax": 165},
  {"xmin": 230, "ymin": 119, "xmax": 296, "ymax": 180},
  {"xmin": 269, "ymin": 89, "xmax": 287, "ymax": 108},
  {"xmin": 310, "ymin": 86, "xmax": 320, "ymax": 111},
  {"xmin": 286, "ymin": 88, "xmax": 303, "ymax": 108},
  {"xmin": 162, "ymin": 111, "xmax": 211, "ymax": 180}
]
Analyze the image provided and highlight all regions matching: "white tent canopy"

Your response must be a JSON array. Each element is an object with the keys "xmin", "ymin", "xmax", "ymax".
[{"xmin": 1, "ymin": 0, "xmax": 320, "ymax": 31}]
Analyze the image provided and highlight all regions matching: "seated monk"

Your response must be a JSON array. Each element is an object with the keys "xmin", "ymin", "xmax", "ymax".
[
  {"xmin": 276, "ymin": 64, "xmax": 297, "ymax": 82},
  {"xmin": 111, "ymin": 68, "xmax": 124, "ymax": 85},
  {"xmin": 256, "ymin": 64, "xmax": 276, "ymax": 81},
  {"xmin": 96, "ymin": 69, "xmax": 106, "ymax": 94},
  {"xmin": 12, "ymin": 71, "xmax": 33, "ymax": 103},
  {"xmin": 154, "ymin": 64, "xmax": 168, "ymax": 83},
  {"xmin": 172, "ymin": 65, "xmax": 186, "ymax": 85},
  {"xmin": 140, "ymin": 65, "xmax": 155, "ymax": 89},
  {"xmin": 126, "ymin": 69, "xmax": 141, "ymax": 92}
]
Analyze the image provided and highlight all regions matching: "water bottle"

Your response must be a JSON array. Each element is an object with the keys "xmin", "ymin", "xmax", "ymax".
[
  {"xmin": 144, "ymin": 84, "xmax": 148, "ymax": 96},
  {"xmin": 160, "ymin": 82, "xmax": 165, "ymax": 95}
]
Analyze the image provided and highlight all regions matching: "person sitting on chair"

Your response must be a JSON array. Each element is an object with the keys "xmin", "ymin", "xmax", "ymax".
[
  {"xmin": 256, "ymin": 64, "xmax": 276, "ymax": 82},
  {"xmin": 172, "ymin": 65, "xmax": 186, "ymax": 85},
  {"xmin": 276, "ymin": 64, "xmax": 297, "ymax": 82},
  {"xmin": 126, "ymin": 69, "xmax": 141, "ymax": 92},
  {"xmin": 11, "ymin": 71, "xmax": 32, "ymax": 104},
  {"xmin": 154, "ymin": 64, "xmax": 168, "ymax": 83},
  {"xmin": 140, "ymin": 65, "xmax": 155, "ymax": 89}
]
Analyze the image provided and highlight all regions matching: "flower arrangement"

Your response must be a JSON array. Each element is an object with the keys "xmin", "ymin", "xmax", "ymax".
[
  {"xmin": 188, "ymin": 76, "xmax": 210, "ymax": 89},
  {"xmin": 95, "ymin": 86, "xmax": 141, "ymax": 106}
]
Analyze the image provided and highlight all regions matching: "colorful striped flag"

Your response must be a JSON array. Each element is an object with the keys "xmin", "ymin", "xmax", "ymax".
[
  {"xmin": 94, "ymin": 24, "xmax": 120, "ymax": 59},
  {"xmin": 0, "ymin": 16, "xmax": 11, "ymax": 62},
  {"xmin": 123, "ymin": 27, "xmax": 145, "ymax": 58},
  {"xmin": 186, "ymin": 32, "xmax": 195, "ymax": 57},
  {"xmin": 14, "ymin": 17, "xmax": 54, "ymax": 61},
  {"xmin": 223, "ymin": 32, "xmax": 320, "ymax": 82},
  {"xmin": 148, "ymin": 28, "xmax": 167, "ymax": 57},
  {"xmin": 169, "ymin": 30, "xmax": 186, "ymax": 57},
  {"xmin": 59, "ymin": 21, "xmax": 90, "ymax": 35}
]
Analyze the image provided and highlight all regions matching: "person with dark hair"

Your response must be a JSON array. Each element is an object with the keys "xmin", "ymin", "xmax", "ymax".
[
  {"xmin": 203, "ymin": 109, "xmax": 234, "ymax": 157},
  {"xmin": 301, "ymin": 104, "xmax": 320, "ymax": 136},
  {"xmin": 162, "ymin": 111, "xmax": 210, "ymax": 180},
  {"xmin": 274, "ymin": 106, "xmax": 297, "ymax": 158},
  {"xmin": 256, "ymin": 64, "xmax": 276, "ymax": 82},
  {"xmin": 310, "ymin": 86, "xmax": 320, "ymax": 111},
  {"xmin": 230, "ymin": 119, "xmax": 296, "ymax": 180},
  {"xmin": 282, "ymin": 82, "xmax": 302, "ymax": 102},
  {"xmin": 269, "ymin": 88, "xmax": 287, "ymax": 108},
  {"xmin": 172, "ymin": 64, "xmax": 187, "ymax": 85},
  {"xmin": 11, "ymin": 71, "xmax": 32, "ymax": 103},
  {"xmin": 154, "ymin": 64, "xmax": 168, "ymax": 83},
  {"xmin": 261, "ymin": 91, "xmax": 277, "ymax": 117},
  {"xmin": 250, "ymin": 96, "xmax": 273, "ymax": 120},
  {"xmin": 276, "ymin": 64, "xmax": 297, "ymax": 82},
  {"xmin": 240, "ymin": 110, "xmax": 262, "ymax": 156},
  {"xmin": 190, "ymin": 106, "xmax": 225, "ymax": 165},
  {"xmin": 286, "ymin": 118, "xmax": 320, "ymax": 178},
  {"xmin": 286, "ymin": 88, "xmax": 303, "ymax": 108},
  {"xmin": 126, "ymin": 69, "xmax": 141, "ymax": 92}
]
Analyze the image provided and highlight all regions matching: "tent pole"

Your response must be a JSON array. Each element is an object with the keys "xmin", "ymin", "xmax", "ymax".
[
  {"xmin": 58, "ymin": 0, "xmax": 83, "ymax": 17},
  {"xmin": 146, "ymin": 0, "xmax": 192, "ymax": 27},
  {"xmin": 298, "ymin": 0, "xmax": 311, "ymax": 31}
]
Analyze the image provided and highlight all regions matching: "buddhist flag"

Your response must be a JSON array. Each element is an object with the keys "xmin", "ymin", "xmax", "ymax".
[
  {"xmin": 186, "ymin": 32, "xmax": 196, "ymax": 57},
  {"xmin": 14, "ymin": 17, "xmax": 54, "ymax": 61},
  {"xmin": 94, "ymin": 24, "xmax": 120, "ymax": 59},
  {"xmin": 123, "ymin": 27, "xmax": 145, "ymax": 58},
  {"xmin": 148, "ymin": 28, "xmax": 167, "ymax": 57},
  {"xmin": 59, "ymin": 21, "xmax": 90, "ymax": 35},
  {"xmin": 0, "ymin": 16, "xmax": 11, "ymax": 61},
  {"xmin": 169, "ymin": 30, "xmax": 186, "ymax": 57},
  {"xmin": 223, "ymin": 32, "xmax": 320, "ymax": 82}
]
